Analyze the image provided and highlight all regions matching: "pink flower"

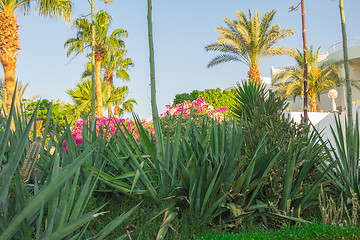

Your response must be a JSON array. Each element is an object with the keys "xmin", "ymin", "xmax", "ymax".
[
  {"xmin": 160, "ymin": 98, "xmax": 228, "ymax": 122},
  {"xmin": 64, "ymin": 117, "xmax": 155, "ymax": 149}
]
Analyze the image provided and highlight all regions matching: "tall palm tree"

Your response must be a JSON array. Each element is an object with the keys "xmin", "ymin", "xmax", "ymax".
[
  {"xmin": 205, "ymin": 10, "xmax": 295, "ymax": 84},
  {"xmin": 64, "ymin": 10, "xmax": 127, "ymax": 118},
  {"xmin": 0, "ymin": 0, "xmax": 72, "ymax": 113},
  {"xmin": 273, "ymin": 46, "xmax": 360, "ymax": 112},
  {"xmin": 83, "ymin": 48, "xmax": 134, "ymax": 117}
]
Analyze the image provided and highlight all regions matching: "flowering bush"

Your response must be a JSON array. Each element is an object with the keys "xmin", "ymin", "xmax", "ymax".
[
  {"xmin": 65, "ymin": 98, "xmax": 227, "ymax": 148},
  {"xmin": 65, "ymin": 117, "xmax": 154, "ymax": 149},
  {"xmin": 160, "ymin": 98, "xmax": 228, "ymax": 121},
  {"xmin": 160, "ymin": 98, "xmax": 228, "ymax": 138}
]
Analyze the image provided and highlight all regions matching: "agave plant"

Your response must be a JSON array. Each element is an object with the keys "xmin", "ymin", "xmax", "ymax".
[
  {"xmin": 329, "ymin": 114, "xmax": 360, "ymax": 198},
  {"xmin": 0, "ymin": 94, "xmax": 138, "ymax": 239},
  {"xmin": 92, "ymin": 110, "xmax": 313, "ymax": 237},
  {"xmin": 230, "ymin": 81, "xmax": 332, "ymax": 225},
  {"xmin": 317, "ymin": 113, "xmax": 360, "ymax": 226}
]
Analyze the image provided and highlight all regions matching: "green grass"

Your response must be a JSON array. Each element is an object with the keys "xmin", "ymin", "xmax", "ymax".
[
  {"xmin": 83, "ymin": 192, "xmax": 360, "ymax": 240},
  {"xmin": 195, "ymin": 224, "xmax": 360, "ymax": 240},
  {"xmin": 83, "ymin": 192, "xmax": 219, "ymax": 239}
]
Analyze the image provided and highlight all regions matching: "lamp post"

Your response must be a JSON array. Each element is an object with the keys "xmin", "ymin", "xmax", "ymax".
[{"xmin": 328, "ymin": 89, "xmax": 339, "ymax": 112}]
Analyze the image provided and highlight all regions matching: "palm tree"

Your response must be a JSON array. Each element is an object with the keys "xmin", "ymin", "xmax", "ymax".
[
  {"xmin": 103, "ymin": 49, "xmax": 133, "ymax": 117},
  {"xmin": 66, "ymin": 79, "xmax": 96, "ymax": 120},
  {"xmin": 64, "ymin": 10, "xmax": 127, "ymax": 118},
  {"xmin": 0, "ymin": 0, "xmax": 72, "ymax": 113},
  {"xmin": 66, "ymin": 79, "xmax": 135, "ymax": 119},
  {"xmin": 205, "ymin": 10, "xmax": 295, "ymax": 84},
  {"xmin": 273, "ymin": 46, "xmax": 360, "ymax": 112},
  {"xmin": 0, "ymin": 77, "xmax": 39, "ymax": 110},
  {"xmin": 83, "ymin": 48, "xmax": 134, "ymax": 117},
  {"xmin": 112, "ymin": 86, "xmax": 136, "ymax": 118}
]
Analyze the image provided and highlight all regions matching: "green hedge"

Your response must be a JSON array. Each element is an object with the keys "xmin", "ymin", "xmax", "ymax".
[
  {"xmin": 194, "ymin": 224, "xmax": 360, "ymax": 240},
  {"xmin": 173, "ymin": 88, "xmax": 235, "ymax": 109}
]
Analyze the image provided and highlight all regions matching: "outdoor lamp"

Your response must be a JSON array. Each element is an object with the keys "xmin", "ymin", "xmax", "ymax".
[{"xmin": 328, "ymin": 89, "xmax": 339, "ymax": 112}]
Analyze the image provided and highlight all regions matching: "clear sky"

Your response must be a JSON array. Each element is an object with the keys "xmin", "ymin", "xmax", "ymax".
[{"xmin": 10, "ymin": 0, "xmax": 360, "ymax": 119}]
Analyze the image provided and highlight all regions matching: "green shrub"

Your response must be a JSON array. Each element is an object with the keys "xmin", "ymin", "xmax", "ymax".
[
  {"xmin": 173, "ymin": 88, "xmax": 235, "ymax": 109},
  {"xmin": 230, "ymin": 81, "xmax": 330, "ymax": 223}
]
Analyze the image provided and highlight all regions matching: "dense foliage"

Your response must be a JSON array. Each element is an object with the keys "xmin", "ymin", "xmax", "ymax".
[
  {"xmin": 173, "ymin": 88, "xmax": 236, "ymax": 109},
  {"xmin": 232, "ymin": 81, "xmax": 300, "ymax": 154},
  {"xmin": 26, "ymin": 99, "xmax": 71, "ymax": 133}
]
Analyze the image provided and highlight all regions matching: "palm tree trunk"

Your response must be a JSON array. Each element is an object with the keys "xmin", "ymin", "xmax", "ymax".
[
  {"xmin": 248, "ymin": 64, "xmax": 261, "ymax": 84},
  {"xmin": 106, "ymin": 75, "xmax": 112, "ymax": 118},
  {"xmin": 2, "ymin": 59, "xmax": 16, "ymax": 112},
  {"xmin": 95, "ymin": 57, "xmax": 103, "ymax": 118},
  {"xmin": 339, "ymin": 0, "xmax": 355, "ymax": 166},
  {"xmin": 114, "ymin": 102, "xmax": 120, "ymax": 117},
  {"xmin": 0, "ymin": 10, "xmax": 19, "ymax": 113},
  {"xmin": 309, "ymin": 97, "xmax": 319, "ymax": 112}
]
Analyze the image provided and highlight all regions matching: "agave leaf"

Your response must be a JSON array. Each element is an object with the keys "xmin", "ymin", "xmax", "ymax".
[
  {"xmin": 200, "ymin": 156, "xmax": 226, "ymax": 216},
  {"xmin": 156, "ymin": 210, "xmax": 178, "ymax": 240},
  {"xmin": 43, "ymin": 154, "xmax": 61, "ymax": 238},
  {"xmin": 64, "ymin": 167, "xmax": 81, "ymax": 224},
  {"xmin": 247, "ymin": 150, "xmax": 282, "ymax": 207},
  {"xmin": 0, "ymin": 101, "xmax": 40, "ymax": 209},
  {"xmin": 131, "ymin": 160, "xmax": 145, "ymax": 194},
  {"xmin": 53, "ymin": 181, "xmax": 71, "ymax": 232},
  {"xmin": 0, "ymin": 145, "xmax": 95, "ymax": 240},
  {"xmin": 94, "ymin": 201, "xmax": 141, "ymax": 240},
  {"xmin": 47, "ymin": 205, "xmax": 104, "ymax": 240},
  {"xmin": 264, "ymin": 212, "xmax": 312, "ymax": 224},
  {"xmin": 280, "ymin": 139, "xmax": 296, "ymax": 211}
]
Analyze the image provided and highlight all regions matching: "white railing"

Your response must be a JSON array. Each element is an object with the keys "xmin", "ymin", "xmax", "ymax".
[
  {"xmin": 323, "ymin": 37, "xmax": 360, "ymax": 55},
  {"xmin": 272, "ymin": 37, "xmax": 360, "ymax": 77}
]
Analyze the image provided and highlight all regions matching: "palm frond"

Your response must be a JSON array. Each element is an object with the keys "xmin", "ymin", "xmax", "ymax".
[
  {"xmin": 205, "ymin": 9, "xmax": 294, "ymax": 78},
  {"xmin": 35, "ymin": 0, "xmax": 72, "ymax": 23}
]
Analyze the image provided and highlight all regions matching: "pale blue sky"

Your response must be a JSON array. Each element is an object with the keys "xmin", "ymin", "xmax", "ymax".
[{"xmin": 11, "ymin": 0, "xmax": 360, "ymax": 119}]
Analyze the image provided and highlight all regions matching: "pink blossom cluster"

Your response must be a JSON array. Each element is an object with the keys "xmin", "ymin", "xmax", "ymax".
[
  {"xmin": 160, "ymin": 98, "xmax": 228, "ymax": 121},
  {"xmin": 64, "ymin": 117, "xmax": 154, "ymax": 149}
]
